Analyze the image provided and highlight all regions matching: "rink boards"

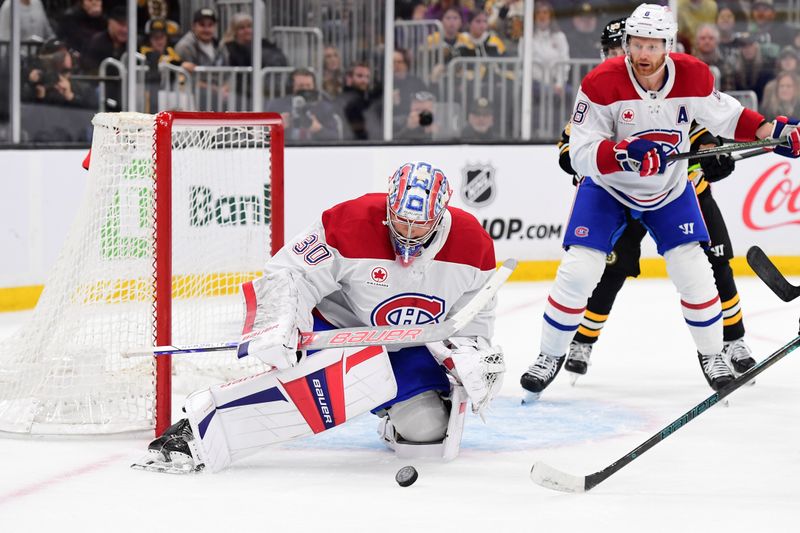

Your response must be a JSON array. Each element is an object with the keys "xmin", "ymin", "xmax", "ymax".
[{"xmin": 1, "ymin": 144, "xmax": 798, "ymax": 310}]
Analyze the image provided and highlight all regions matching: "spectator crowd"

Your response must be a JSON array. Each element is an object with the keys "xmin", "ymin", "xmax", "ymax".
[{"xmin": 2, "ymin": 0, "xmax": 800, "ymax": 142}]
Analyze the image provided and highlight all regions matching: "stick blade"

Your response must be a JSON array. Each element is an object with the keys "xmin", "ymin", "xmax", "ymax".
[
  {"xmin": 530, "ymin": 461, "xmax": 586, "ymax": 493},
  {"xmin": 747, "ymin": 246, "xmax": 800, "ymax": 302}
]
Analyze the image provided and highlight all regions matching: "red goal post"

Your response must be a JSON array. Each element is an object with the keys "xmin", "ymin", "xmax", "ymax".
[{"xmin": 153, "ymin": 112, "xmax": 284, "ymax": 435}]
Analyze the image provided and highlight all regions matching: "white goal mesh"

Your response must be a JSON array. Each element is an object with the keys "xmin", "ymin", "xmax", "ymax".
[{"xmin": 0, "ymin": 112, "xmax": 283, "ymax": 434}]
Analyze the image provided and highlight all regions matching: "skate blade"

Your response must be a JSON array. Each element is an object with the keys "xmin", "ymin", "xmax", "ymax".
[
  {"xmin": 521, "ymin": 391, "xmax": 541, "ymax": 405},
  {"xmin": 566, "ymin": 371, "xmax": 581, "ymax": 387},
  {"xmin": 131, "ymin": 452, "xmax": 204, "ymax": 475}
]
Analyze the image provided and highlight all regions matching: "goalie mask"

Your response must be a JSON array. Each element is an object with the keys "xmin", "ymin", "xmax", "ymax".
[{"xmin": 386, "ymin": 162, "xmax": 452, "ymax": 266}]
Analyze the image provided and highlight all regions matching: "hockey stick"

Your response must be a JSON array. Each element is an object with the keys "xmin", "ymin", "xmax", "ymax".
[
  {"xmin": 747, "ymin": 246, "xmax": 800, "ymax": 302},
  {"xmin": 732, "ymin": 148, "xmax": 770, "ymax": 161},
  {"xmin": 530, "ymin": 332, "xmax": 800, "ymax": 492},
  {"xmin": 124, "ymin": 258, "xmax": 517, "ymax": 357},
  {"xmin": 667, "ymin": 137, "xmax": 787, "ymax": 162},
  {"xmin": 531, "ymin": 248, "xmax": 798, "ymax": 492}
]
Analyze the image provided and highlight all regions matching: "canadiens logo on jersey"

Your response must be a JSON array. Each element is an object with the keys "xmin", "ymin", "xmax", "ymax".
[
  {"xmin": 371, "ymin": 294, "xmax": 445, "ymax": 326},
  {"xmin": 634, "ymin": 129, "xmax": 683, "ymax": 159}
]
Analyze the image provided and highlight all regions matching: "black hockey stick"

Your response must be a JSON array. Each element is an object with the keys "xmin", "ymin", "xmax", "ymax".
[
  {"xmin": 530, "ymin": 332, "xmax": 800, "ymax": 492},
  {"xmin": 732, "ymin": 148, "xmax": 770, "ymax": 161},
  {"xmin": 747, "ymin": 246, "xmax": 800, "ymax": 302},
  {"xmin": 667, "ymin": 137, "xmax": 786, "ymax": 162}
]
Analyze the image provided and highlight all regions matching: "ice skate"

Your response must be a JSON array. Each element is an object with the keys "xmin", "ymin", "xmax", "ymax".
[
  {"xmin": 520, "ymin": 353, "xmax": 565, "ymax": 403},
  {"xmin": 697, "ymin": 352, "xmax": 735, "ymax": 391},
  {"xmin": 131, "ymin": 418, "xmax": 204, "ymax": 474},
  {"xmin": 564, "ymin": 341, "xmax": 593, "ymax": 385},
  {"xmin": 723, "ymin": 338, "xmax": 756, "ymax": 375}
]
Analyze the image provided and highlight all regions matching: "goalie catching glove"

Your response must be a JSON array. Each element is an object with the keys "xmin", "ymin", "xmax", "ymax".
[
  {"xmin": 238, "ymin": 269, "xmax": 312, "ymax": 370},
  {"xmin": 427, "ymin": 337, "xmax": 505, "ymax": 418}
]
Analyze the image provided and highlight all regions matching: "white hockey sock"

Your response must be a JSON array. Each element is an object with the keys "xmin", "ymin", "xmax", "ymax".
[
  {"xmin": 664, "ymin": 243, "xmax": 723, "ymax": 355},
  {"xmin": 540, "ymin": 246, "xmax": 606, "ymax": 358}
]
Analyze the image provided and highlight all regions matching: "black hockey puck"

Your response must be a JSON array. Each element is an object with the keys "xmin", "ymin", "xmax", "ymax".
[{"xmin": 395, "ymin": 465, "xmax": 418, "ymax": 487}]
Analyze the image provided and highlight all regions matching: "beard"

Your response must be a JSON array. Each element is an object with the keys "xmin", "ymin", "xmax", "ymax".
[{"xmin": 631, "ymin": 54, "xmax": 667, "ymax": 79}]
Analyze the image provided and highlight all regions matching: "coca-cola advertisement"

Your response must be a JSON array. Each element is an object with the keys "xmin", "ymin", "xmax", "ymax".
[{"xmin": 715, "ymin": 156, "xmax": 800, "ymax": 256}]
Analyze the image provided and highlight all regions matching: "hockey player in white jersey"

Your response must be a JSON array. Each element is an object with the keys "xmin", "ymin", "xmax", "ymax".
[
  {"xmin": 137, "ymin": 161, "xmax": 505, "ymax": 473},
  {"xmin": 521, "ymin": 3, "xmax": 800, "ymax": 398}
]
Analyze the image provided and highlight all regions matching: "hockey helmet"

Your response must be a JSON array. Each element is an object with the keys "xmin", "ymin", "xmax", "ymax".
[
  {"xmin": 600, "ymin": 18, "xmax": 626, "ymax": 59},
  {"xmin": 623, "ymin": 4, "xmax": 677, "ymax": 55},
  {"xmin": 386, "ymin": 161, "xmax": 452, "ymax": 265}
]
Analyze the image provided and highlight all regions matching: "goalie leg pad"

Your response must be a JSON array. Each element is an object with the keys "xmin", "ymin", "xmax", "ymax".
[
  {"xmin": 185, "ymin": 344, "xmax": 398, "ymax": 472},
  {"xmin": 377, "ymin": 384, "xmax": 468, "ymax": 461},
  {"xmin": 387, "ymin": 390, "xmax": 448, "ymax": 442}
]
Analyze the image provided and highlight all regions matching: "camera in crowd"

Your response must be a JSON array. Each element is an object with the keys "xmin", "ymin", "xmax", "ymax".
[
  {"xmin": 290, "ymin": 89, "xmax": 320, "ymax": 130},
  {"xmin": 291, "ymin": 96, "xmax": 312, "ymax": 129},
  {"xmin": 419, "ymin": 109, "xmax": 434, "ymax": 127},
  {"xmin": 413, "ymin": 91, "xmax": 435, "ymax": 127}
]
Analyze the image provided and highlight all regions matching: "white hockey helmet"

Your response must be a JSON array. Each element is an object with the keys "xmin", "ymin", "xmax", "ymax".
[
  {"xmin": 386, "ymin": 161, "xmax": 452, "ymax": 266},
  {"xmin": 623, "ymin": 4, "xmax": 677, "ymax": 55}
]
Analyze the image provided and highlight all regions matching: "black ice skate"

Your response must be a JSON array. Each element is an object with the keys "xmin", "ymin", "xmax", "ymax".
[
  {"xmin": 723, "ymin": 338, "xmax": 756, "ymax": 375},
  {"xmin": 521, "ymin": 353, "xmax": 565, "ymax": 402},
  {"xmin": 564, "ymin": 342, "xmax": 593, "ymax": 385},
  {"xmin": 131, "ymin": 418, "xmax": 204, "ymax": 474},
  {"xmin": 697, "ymin": 352, "xmax": 734, "ymax": 391}
]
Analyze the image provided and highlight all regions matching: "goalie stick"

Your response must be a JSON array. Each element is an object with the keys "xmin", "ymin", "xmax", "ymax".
[
  {"xmin": 124, "ymin": 258, "xmax": 517, "ymax": 357},
  {"xmin": 746, "ymin": 246, "xmax": 800, "ymax": 302},
  {"xmin": 531, "ymin": 249, "xmax": 799, "ymax": 492}
]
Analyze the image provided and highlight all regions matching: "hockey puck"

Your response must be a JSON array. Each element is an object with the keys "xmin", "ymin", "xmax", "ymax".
[{"xmin": 395, "ymin": 465, "xmax": 418, "ymax": 487}]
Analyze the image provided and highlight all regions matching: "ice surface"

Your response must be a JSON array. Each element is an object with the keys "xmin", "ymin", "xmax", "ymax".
[{"xmin": 1, "ymin": 277, "xmax": 799, "ymax": 532}]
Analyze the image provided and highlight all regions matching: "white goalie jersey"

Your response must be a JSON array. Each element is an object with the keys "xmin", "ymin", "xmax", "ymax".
[
  {"xmin": 254, "ymin": 193, "xmax": 498, "ymax": 345},
  {"xmin": 569, "ymin": 53, "xmax": 765, "ymax": 210}
]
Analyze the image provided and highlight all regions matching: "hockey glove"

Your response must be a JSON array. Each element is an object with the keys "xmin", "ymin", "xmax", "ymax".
[
  {"xmin": 614, "ymin": 136, "xmax": 668, "ymax": 177},
  {"xmin": 699, "ymin": 153, "xmax": 736, "ymax": 183},
  {"xmin": 770, "ymin": 116, "xmax": 800, "ymax": 158},
  {"xmin": 427, "ymin": 337, "xmax": 505, "ymax": 419}
]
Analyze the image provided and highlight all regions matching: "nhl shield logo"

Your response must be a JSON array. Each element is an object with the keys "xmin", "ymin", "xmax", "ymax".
[{"xmin": 461, "ymin": 164, "xmax": 496, "ymax": 208}]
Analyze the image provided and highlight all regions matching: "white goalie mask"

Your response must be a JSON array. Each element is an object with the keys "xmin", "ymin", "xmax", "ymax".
[
  {"xmin": 386, "ymin": 162, "xmax": 452, "ymax": 266},
  {"xmin": 622, "ymin": 3, "xmax": 677, "ymax": 56}
]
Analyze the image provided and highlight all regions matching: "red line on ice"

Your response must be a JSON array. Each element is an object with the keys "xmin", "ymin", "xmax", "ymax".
[{"xmin": 0, "ymin": 453, "xmax": 125, "ymax": 505}]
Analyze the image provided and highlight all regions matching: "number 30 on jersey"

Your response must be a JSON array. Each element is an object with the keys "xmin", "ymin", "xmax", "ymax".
[{"xmin": 293, "ymin": 234, "xmax": 332, "ymax": 265}]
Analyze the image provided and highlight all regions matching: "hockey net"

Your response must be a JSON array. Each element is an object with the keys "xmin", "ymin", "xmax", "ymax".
[{"xmin": 0, "ymin": 112, "xmax": 284, "ymax": 435}]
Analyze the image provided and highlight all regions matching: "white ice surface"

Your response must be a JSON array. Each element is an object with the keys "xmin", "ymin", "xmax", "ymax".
[{"xmin": 1, "ymin": 276, "xmax": 799, "ymax": 532}]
